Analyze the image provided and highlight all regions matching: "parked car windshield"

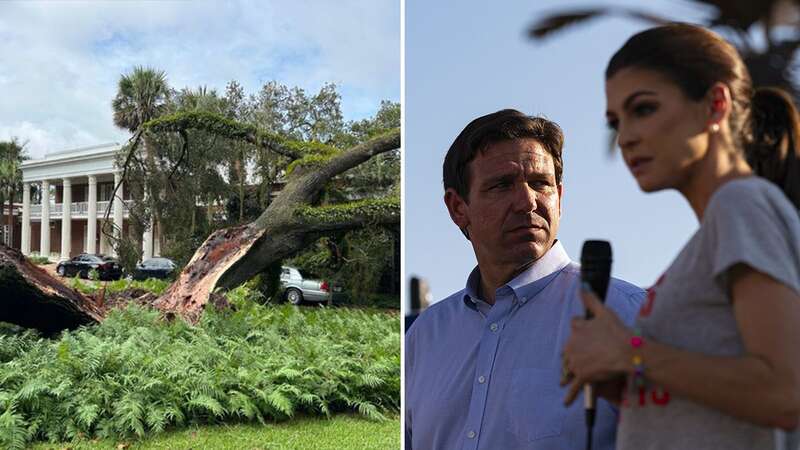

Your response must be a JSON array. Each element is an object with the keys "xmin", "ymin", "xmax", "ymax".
[{"xmin": 144, "ymin": 258, "xmax": 174, "ymax": 268}]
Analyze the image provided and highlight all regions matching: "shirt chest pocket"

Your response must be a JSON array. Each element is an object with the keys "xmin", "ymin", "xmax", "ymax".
[{"xmin": 507, "ymin": 367, "xmax": 567, "ymax": 442}]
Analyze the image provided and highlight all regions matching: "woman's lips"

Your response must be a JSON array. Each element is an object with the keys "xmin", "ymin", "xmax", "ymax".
[{"xmin": 628, "ymin": 157, "xmax": 652, "ymax": 176}]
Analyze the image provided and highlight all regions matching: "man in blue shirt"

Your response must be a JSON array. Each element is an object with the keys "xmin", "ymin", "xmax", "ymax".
[{"xmin": 405, "ymin": 110, "xmax": 644, "ymax": 450}]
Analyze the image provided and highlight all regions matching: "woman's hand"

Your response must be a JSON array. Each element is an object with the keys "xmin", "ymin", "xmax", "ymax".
[{"xmin": 562, "ymin": 284, "xmax": 633, "ymax": 406}]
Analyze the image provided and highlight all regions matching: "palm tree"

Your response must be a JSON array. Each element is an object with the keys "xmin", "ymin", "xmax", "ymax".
[
  {"xmin": 111, "ymin": 66, "xmax": 170, "ymax": 255},
  {"xmin": 0, "ymin": 139, "xmax": 26, "ymax": 247},
  {"xmin": 528, "ymin": 0, "xmax": 800, "ymax": 99},
  {"xmin": 112, "ymin": 66, "xmax": 170, "ymax": 132}
]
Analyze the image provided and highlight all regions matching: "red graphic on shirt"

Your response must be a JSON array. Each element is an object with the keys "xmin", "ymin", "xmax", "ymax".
[
  {"xmin": 621, "ymin": 381, "xmax": 671, "ymax": 408},
  {"xmin": 639, "ymin": 274, "xmax": 665, "ymax": 318}
]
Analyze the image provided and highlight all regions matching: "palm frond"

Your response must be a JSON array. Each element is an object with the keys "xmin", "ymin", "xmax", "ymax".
[{"xmin": 528, "ymin": 7, "xmax": 671, "ymax": 40}]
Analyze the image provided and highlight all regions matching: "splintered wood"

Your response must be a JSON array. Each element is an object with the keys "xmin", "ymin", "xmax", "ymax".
[{"xmin": 153, "ymin": 224, "xmax": 263, "ymax": 323}]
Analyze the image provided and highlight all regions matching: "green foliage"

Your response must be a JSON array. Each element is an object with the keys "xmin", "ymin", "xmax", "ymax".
[
  {"xmin": 288, "ymin": 228, "xmax": 399, "ymax": 306},
  {"xmin": 112, "ymin": 66, "xmax": 169, "ymax": 133},
  {"xmin": 69, "ymin": 278, "xmax": 171, "ymax": 296},
  {"xmin": 144, "ymin": 111, "xmax": 339, "ymax": 160},
  {"xmin": 68, "ymin": 276, "xmax": 98, "ymax": 295},
  {"xmin": 291, "ymin": 197, "xmax": 400, "ymax": 306},
  {"xmin": 285, "ymin": 152, "xmax": 337, "ymax": 176},
  {"xmin": 253, "ymin": 262, "xmax": 283, "ymax": 302},
  {"xmin": 115, "ymin": 236, "xmax": 142, "ymax": 276},
  {"xmin": 0, "ymin": 289, "xmax": 399, "ymax": 448},
  {"xmin": 295, "ymin": 197, "xmax": 400, "ymax": 225},
  {"xmin": 339, "ymin": 101, "xmax": 401, "ymax": 148},
  {"xmin": 27, "ymin": 256, "xmax": 50, "ymax": 266},
  {"xmin": 0, "ymin": 138, "xmax": 26, "ymax": 213}
]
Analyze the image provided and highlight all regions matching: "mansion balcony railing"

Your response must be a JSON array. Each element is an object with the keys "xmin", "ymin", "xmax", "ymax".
[{"xmin": 29, "ymin": 200, "xmax": 131, "ymax": 219}]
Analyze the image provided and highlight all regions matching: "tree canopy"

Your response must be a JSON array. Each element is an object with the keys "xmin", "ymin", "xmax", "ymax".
[{"xmin": 109, "ymin": 71, "xmax": 400, "ymax": 316}]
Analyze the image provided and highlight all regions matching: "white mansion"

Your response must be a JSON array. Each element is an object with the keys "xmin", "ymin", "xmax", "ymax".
[{"xmin": 17, "ymin": 143, "xmax": 160, "ymax": 261}]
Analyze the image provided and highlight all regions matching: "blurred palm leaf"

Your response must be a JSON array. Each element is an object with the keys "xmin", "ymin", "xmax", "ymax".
[
  {"xmin": 528, "ymin": 7, "xmax": 670, "ymax": 39},
  {"xmin": 529, "ymin": 0, "xmax": 800, "ymax": 153}
]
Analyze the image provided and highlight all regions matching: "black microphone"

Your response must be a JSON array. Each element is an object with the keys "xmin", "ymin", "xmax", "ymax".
[{"xmin": 579, "ymin": 240, "xmax": 612, "ymax": 450}]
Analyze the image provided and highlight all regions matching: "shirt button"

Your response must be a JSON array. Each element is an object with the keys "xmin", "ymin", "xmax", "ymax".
[
  {"xmin": 467, "ymin": 430, "xmax": 476, "ymax": 439},
  {"xmin": 490, "ymin": 323, "xmax": 498, "ymax": 332},
  {"xmin": 478, "ymin": 375, "xmax": 486, "ymax": 384}
]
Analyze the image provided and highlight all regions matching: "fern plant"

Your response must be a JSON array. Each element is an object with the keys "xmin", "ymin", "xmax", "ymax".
[{"xmin": 0, "ymin": 285, "xmax": 399, "ymax": 447}]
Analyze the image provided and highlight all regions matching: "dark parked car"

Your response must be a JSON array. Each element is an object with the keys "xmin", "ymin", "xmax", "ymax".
[
  {"xmin": 56, "ymin": 254, "xmax": 122, "ymax": 280},
  {"xmin": 133, "ymin": 257, "xmax": 177, "ymax": 280}
]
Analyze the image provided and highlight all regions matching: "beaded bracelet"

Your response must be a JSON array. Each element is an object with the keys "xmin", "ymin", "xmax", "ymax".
[{"xmin": 631, "ymin": 328, "xmax": 645, "ymax": 391}]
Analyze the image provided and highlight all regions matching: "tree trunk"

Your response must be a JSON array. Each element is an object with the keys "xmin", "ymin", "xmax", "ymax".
[
  {"xmin": 7, "ymin": 189, "xmax": 14, "ymax": 248},
  {"xmin": 190, "ymin": 201, "xmax": 196, "ymax": 235},
  {"xmin": 0, "ymin": 192, "xmax": 5, "ymax": 245},
  {"xmin": 0, "ymin": 245, "xmax": 102, "ymax": 334},
  {"xmin": 152, "ymin": 225, "xmax": 263, "ymax": 322},
  {"xmin": 237, "ymin": 154, "xmax": 245, "ymax": 222}
]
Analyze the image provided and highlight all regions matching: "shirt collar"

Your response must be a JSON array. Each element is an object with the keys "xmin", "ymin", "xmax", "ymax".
[{"xmin": 463, "ymin": 240, "xmax": 572, "ymax": 310}]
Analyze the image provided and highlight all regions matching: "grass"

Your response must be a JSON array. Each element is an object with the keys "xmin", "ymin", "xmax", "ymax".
[
  {"xmin": 68, "ymin": 277, "xmax": 172, "ymax": 296},
  {"xmin": 27, "ymin": 256, "xmax": 51, "ymax": 265},
  {"xmin": 31, "ymin": 414, "xmax": 400, "ymax": 449}
]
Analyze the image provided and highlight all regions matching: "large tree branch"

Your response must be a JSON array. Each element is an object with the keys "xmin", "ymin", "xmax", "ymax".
[
  {"xmin": 252, "ymin": 128, "xmax": 399, "ymax": 231},
  {"xmin": 292, "ymin": 197, "xmax": 400, "ymax": 233},
  {"xmin": 281, "ymin": 128, "xmax": 400, "ymax": 204},
  {"xmin": 142, "ymin": 111, "xmax": 339, "ymax": 161}
]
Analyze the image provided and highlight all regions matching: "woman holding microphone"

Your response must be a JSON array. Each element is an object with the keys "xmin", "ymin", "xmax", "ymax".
[{"xmin": 562, "ymin": 23, "xmax": 800, "ymax": 449}]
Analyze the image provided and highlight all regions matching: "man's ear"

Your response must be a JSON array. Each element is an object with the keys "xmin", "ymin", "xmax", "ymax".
[
  {"xmin": 444, "ymin": 188, "xmax": 470, "ymax": 234},
  {"xmin": 557, "ymin": 183, "xmax": 563, "ymax": 215}
]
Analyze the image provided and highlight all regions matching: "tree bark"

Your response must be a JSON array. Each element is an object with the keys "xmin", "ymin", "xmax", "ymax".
[{"xmin": 0, "ymin": 245, "xmax": 102, "ymax": 334}]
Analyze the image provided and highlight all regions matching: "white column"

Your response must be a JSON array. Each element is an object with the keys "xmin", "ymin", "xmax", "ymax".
[
  {"xmin": 21, "ymin": 182, "xmax": 30, "ymax": 255},
  {"xmin": 112, "ymin": 172, "xmax": 124, "ymax": 257},
  {"xmin": 86, "ymin": 175, "xmax": 97, "ymax": 254},
  {"xmin": 60, "ymin": 178, "xmax": 71, "ymax": 261},
  {"xmin": 143, "ymin": 223, "xmax": 153, "ymax": 260},
  {"xmin": 99, "ymin": 221, "xmax": 108, "ymax": 255},
  {"xmin": 40, "ymin": 180, "xmax": 50, "ymax": 259}
]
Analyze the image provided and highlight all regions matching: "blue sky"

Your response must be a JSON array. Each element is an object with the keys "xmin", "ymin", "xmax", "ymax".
[
  {"xmin": 0, "ymin": 0, "xmax": 399, "ymax": 158},
  {"xmin": 404, "ymin": 0, "xmax": 717, "ymax": 306}
]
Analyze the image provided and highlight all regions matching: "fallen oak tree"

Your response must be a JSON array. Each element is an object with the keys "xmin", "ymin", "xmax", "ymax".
[{"xmin": 139, "ymin": 112, "xmax": 401, "ymax": 322}]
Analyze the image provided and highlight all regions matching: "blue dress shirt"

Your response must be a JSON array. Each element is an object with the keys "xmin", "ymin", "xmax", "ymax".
[{"xmin": 405, "ymin": 241, "xmax": 644, "ymax": 450}]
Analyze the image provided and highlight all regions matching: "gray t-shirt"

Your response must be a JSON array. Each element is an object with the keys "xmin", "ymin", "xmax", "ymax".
[{"xmin": 618, "ymin": 177, "xmax": 800, "ymax": 450}]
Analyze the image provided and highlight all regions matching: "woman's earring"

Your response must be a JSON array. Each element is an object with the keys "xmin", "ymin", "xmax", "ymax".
[{"xmin": 710, "ymin": 123, "xmax": 720, "ymax": 133}]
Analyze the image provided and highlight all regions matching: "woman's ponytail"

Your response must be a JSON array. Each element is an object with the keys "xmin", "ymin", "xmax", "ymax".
[{"xmin": 746, "ymin": 87, "xmax": 800, "ymax": 209}]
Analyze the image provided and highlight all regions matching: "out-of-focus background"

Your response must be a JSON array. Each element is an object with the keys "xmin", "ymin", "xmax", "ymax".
[{"xmin": 404, "ymin": 0, "xmax": 800, "ymax": 310}]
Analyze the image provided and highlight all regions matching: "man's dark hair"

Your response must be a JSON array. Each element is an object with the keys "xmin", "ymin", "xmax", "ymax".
[{"xmin": 443, "ymin": 109, "xmax": 564, "ymax": 201}]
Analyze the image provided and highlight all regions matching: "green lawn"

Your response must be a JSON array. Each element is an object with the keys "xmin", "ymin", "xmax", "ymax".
[{"xmin": 31, "ymin": 414, "xmax": 400, "ymax": 450}]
